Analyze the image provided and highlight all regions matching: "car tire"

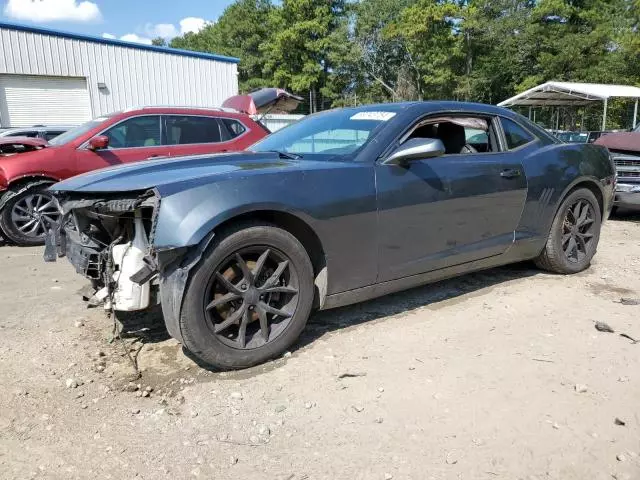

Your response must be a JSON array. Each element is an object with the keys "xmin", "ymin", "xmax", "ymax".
[
  {"xmin": 179, "ymin": 222, "xmax": 315, "ymax": 369},
  {"xmin": 0, "ymin": 183, "xmax": 59, "ymax": 246},
  {"xmin": 535, "ymin": 188, "xmax": 602, "ymax": 274}
]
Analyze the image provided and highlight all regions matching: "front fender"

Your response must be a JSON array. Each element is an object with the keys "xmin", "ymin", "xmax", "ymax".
[
  {"xmin": 153, "ymin": 181, "xmax": 321, "ymax": 249},
  {"xmin": 151, "ymin": 162, "xmax": 379, "ymax": 296}
]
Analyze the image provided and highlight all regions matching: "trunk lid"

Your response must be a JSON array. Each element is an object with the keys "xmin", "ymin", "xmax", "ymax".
[{"xmin": 222, "ymin": 88, "xmax": 303, "ymax": 115}]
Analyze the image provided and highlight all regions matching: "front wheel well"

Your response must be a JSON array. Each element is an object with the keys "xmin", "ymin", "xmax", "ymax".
[{"xmin": 8, "ymin": 175, "xmax": 58, "ymax": 191}]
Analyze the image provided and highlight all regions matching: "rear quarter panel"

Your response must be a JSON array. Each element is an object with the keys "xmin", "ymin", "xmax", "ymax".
[{"xmin": 515, "ymin": 141, "xmax": 614, "ymax": 251}]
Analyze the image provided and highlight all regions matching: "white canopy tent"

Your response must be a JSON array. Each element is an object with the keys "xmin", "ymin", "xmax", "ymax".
[{"xmin": 498, "ymin": 82, "xmax": 640, "ymax": 131}]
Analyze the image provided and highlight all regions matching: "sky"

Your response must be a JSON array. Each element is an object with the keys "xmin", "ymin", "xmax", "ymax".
[{"xmin": 0, "ymin": 0, "xmax": 237, "ymax": 45}]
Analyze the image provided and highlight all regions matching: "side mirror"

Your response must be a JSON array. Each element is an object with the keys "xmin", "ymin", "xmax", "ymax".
[
  {"xmin": 384, "ymin": 138, "xmax": 445, "ymax": 165},
  {"xmin": 88, "ymin": 135, "xmax": 109, "ymax": 151}
]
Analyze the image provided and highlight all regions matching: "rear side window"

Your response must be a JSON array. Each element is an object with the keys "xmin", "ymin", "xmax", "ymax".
[
  {"xmin": 501, "ymin": 118, "xmax": 535, "ymax": 149},
  {"xmin": 220, "ymin": 118, "xmax": 246, "ymax": 139},
  {"xmin": 164, "ymin": 116, "xmax": 224, "ymax": 145}
]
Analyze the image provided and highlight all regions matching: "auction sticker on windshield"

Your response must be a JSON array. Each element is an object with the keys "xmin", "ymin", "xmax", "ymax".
[{"xmin": 350, "ymin": 112, "xmax": 396, "ymax": 121}]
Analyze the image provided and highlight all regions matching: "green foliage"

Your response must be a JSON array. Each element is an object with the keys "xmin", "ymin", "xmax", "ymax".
[
  {"xmin": 169, "ymin": 0, "xmax": 640, "ymax": 125},
  {"xmin": 170, "ymin": 0, "xmax": 275, "ymax": 91},
  {"xmin": 260, "ymin": 0, "xmax": 349, "ymax": 111}
]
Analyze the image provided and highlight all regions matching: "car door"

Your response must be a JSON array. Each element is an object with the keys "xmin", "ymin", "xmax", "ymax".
[
  {"xmin": 375, "ymin": 113, "xmax": 528, "ymax": 282},
  {"xmin": 74, "ymin": 115, "xmax": 167, "ymax": 174},
  {"xmin": 163, "ymin": 115, "xmax": 236, "ymax": 156}
]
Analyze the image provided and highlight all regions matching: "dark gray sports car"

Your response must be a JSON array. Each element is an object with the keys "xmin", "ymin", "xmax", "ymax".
[{"xmin": 45, "ymin": 101, "xmax": 615, "ymax": 369}]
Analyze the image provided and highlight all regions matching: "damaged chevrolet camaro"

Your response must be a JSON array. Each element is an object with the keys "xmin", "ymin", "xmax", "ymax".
[{"xmin": 45, "ymin": 101, "xmax": 615, "ymax": 369}]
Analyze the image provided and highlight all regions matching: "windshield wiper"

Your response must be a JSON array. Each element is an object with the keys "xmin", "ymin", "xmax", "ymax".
[{"xmin": 260, "ymin": 150, "xmax": 303, "ymax": 160}]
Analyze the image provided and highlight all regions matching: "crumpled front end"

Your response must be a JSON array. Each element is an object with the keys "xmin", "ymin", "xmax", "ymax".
[
  {"xmin": 44, "ymin": 189, "xmax": 212, "ymax": 343},
  {"xmin": 45, "ymin": 189, "xmax": 161, "ymax": 308}
]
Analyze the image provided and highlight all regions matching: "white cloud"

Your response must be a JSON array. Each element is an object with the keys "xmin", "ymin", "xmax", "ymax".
[
  {"xmin": 144, "ymin": 23, "xmax": 178, "ymax": 38},
  {"xmin": 142, "ymin": 17, "xmax": 208, "ymax": 40},
  {"xmin": 119, "ymin": 33, "xmax": 153, "ymax": 45},
  {"xmin": 102, "ymin": 32, "xmax": 152, "ymax": 45},
  {"xmin": 4, "ymin": 0, "xmax": 101, "ymax": 23},
  {"xmin": 101, "ymin": 16, "xmax": 208, "ymax": 47},
  {"xmin": 180, "ymin": 17, "xmax": 207, "ymax": 35}
]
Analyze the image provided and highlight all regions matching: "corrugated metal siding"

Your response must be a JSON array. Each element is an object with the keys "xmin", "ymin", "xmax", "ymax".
[
  {"xmin": 0, "ymin": 27, "xmax": 238, "ymax": 127},
  {"xmin": 258, "ymin": 114, "xmax": 305, "ymax": 132}
]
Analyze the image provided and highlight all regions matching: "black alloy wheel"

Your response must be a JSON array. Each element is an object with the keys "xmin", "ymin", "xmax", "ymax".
[
  {"xmin": 562, "ymin": 199, "xmax": 596, "ymax": 264},
  {"xmin": 179, "ymin": 222, "xmax": 315, "ymax": 369},
  {"xmin": 535, "ymin": 188, "xmax": 602, "ymax": 274},
  {"xmin": 205, "ymin": 247, "xmax": 299, "ymax": 349}
]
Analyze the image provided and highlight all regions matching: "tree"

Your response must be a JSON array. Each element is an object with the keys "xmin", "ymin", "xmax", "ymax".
[
  {"xmin": 152, "ymin": 37, "xmax": 167, "ymax": 47},
  {"xmin": 352, "ymin": 0, "xmax": 420, "ymax": 103},
  {"xmin": 261, "ymin": 0, "xmax": 350, "ymax": 111},
  {"xmin": 171, "ymin": 0, "xmax": 275, "ymax": 91},
  {"xmin": 163, "ymin": 0, "xmax": 640, "ymax": 119},
  {"xmin": 387, "ymin": 0, "xmax": 463, "ymax": 100}
]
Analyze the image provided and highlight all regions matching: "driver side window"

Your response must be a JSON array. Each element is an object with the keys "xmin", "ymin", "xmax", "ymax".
[
  {"xmin": 103, "ymin": 116, "xmax": 161, "ymax": 149},
  {"xmin": 405, "ymin": 115, "xmax": 497, "ymax": 154}
]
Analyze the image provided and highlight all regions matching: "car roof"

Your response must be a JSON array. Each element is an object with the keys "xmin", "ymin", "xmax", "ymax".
[
  {"xmin": 118, "ymin": 106, "xmax": 249, "ymax": 118},
  {"xmin": 311, "ymin": 100, "xmax": 518, "ymax": 117},
  {"xmin": 0, "ymin": 126, "xmax": 70, "ymax": 131}
]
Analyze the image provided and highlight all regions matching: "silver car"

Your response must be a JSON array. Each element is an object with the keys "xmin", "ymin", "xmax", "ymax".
[{"xmin": 0, "ymin": 125, "xmax": 70, "ymax": 142}]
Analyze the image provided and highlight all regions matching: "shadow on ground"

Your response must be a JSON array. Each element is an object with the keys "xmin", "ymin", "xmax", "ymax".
[
  {"xmin": 611, "ymin": 208, "xmax": 640, "ymax": 223},
  {"xmin": 116, "ymin": 262, "xmax": 541, "ymax": 373}
]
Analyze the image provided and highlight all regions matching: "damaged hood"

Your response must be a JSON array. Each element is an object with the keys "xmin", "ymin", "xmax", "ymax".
[
  {"xmin": 50, "ymin": 151, "xmax": 332, "ymax": 196},
  {"xmin": 0, "ymin": 136, "xmax": 49, "ymax": 155}
]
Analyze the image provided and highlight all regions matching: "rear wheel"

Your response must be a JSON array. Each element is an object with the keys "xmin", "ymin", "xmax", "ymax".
[
  {"xmin": 179, "ymin": 222, "xmax": 314, "ymax": 369},
  {"xmin": 0, "ymin": 183, "xmax": 60, "ymax": 246},
  {"xmin": 535, "ymin": 188, "xmax": 601, "ymax": 274}
]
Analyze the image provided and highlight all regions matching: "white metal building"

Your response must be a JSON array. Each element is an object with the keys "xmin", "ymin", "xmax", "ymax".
[{"xmin": 0, "ymin": 22, "xmax": 239, "ymax": 128}]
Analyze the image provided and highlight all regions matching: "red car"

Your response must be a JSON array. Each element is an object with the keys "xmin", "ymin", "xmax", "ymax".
[{"xmin": 0, "ymin": 89, "xmax": 300, "ymax": 245}]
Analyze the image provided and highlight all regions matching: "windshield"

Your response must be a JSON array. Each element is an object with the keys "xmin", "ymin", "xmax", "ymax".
[
  {"xmin": 251, "ymin": 108, "xmax": 401, "ymax": 157},
  {"xmin": 48, "ymin": 114, "xmax": 116, "ymax": 146}
]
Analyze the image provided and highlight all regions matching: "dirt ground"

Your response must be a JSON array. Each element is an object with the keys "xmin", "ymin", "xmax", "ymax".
[{"xmin": 1, "ymin": 213, "xmax": 640, "ymax": 480}]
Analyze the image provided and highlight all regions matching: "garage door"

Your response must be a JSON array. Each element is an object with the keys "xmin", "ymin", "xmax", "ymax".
[{"xmin": 0, "ymin": 75, "xmax": 92, "ymax": 128}]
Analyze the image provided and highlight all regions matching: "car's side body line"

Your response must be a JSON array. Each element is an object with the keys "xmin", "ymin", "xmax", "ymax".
[{"xmin": 322, "ymin": 236, "xmax": 538, "ymax": 310}]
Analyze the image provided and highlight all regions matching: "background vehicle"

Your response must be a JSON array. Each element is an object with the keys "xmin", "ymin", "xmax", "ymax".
[
  {"xmin": 595, "ymin": 123, "xmax": 640, "ymax": 211},
  {"xmin": 47, "ymin": 101, "xmax": 615, "ymax": 370},
  {"xmin": 0, "ymin": 126, "xmax": 70, "ymax": 142},
  {"xmin": 0, "ymin": 107, "xmax": 266, "ymax": 245},
  {"xmin": 0, "ymin": 89, "xmax": 303, "ymax": 246},
  {"xmin": 0, "ymin": 137, "xmax": 48, "ymax": 156},
  {"xmin": 555, "ymin": 131, "xmax": 589, "ymax": 143}
]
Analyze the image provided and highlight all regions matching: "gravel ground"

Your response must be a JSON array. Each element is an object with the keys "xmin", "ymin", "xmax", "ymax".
[{"xmin": 1, "ymin": 213, "xmax": 640, "ymax": 480}]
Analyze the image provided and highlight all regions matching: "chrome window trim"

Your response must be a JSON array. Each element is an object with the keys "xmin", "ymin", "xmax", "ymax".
[{"xmin": 78, "ymin": 113, "xmax": 250, "ymax": 151}]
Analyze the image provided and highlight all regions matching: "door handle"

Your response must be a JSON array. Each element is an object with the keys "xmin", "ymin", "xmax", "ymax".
[
  {"xmin": 147, "ymin": 154, "xmax": 162, "ymax": 160},
  {"xmin": 500, "ymin": 168, "xmax": 522, "ymax": 179}
]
